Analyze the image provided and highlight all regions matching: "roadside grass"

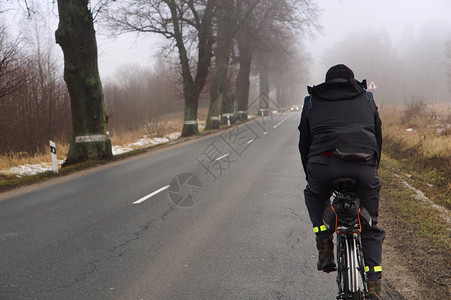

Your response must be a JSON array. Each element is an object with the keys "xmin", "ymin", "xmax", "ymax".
[
  {"xmin": 0, "ymin": 142, "xmax": 70, "ymax": 170},
  {"xmin": 378, "ymin": 102, "xmax": 451, "ymax": 299},
  {"xmin": 0, "ymin": 116, "xmax": 185, "ymax": 173},
  {"xmin": 380, "ymin": 103, "xmax": 450, "ymax": 158},
  {"xmin": 379, "ymin": 156, "xmax": 451, "ymax": 299},
  {"xmin": 0, "ymin": 109, "xmax": 210, "ymax": 174},
  {"xmin": 380, "ymin": 155, "xmax": 450, "ymax": 249},
  {"xmin": 0, "ymin": 157, "xmax": 115, "ymax": 190},
  {"xmin": 0, "ymin": 107, "xmax": 214, "ymax": 191},
  {"xmin": 380, "ymin": 103, "xmax": 451, "ymax": 209},
  {"xmin": 108, "ymin": 113, "xmax": 184, "ymax": 146}
]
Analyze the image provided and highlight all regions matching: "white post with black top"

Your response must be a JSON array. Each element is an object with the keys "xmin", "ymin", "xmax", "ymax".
[{"xmin": 49, "ymin": 141, "xmax": 58, "ymax": 174}]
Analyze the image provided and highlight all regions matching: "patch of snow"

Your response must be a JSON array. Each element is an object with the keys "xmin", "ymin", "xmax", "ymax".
[
  {"xmin": 166, "ymin": 132, "xmax": 180, "ymax": 140},
  {"xmin": 198, "ymin": 121, "xmax": 206, "ymax": 131},
  {"xmin": 7, "ymin": 160, "xmax": 65, "ymax": 177},
  {"xmin": 111, "ymin": 145, "xmax": 133, "ymax": 156},
  {"xmin": 392, "ymin": 172, "xmax": 451, "ymax": 227},
  {"xmin": 3, "ymin": 132, "xmax": 181, "ymax": 177},
  {"xmin": 112, "ymin": 132, "xmax": 180, "ymax": 155}
]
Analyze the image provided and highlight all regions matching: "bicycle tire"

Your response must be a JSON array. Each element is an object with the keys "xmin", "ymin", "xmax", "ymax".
[
  {"xmin": 355, "ymin": 235, "xmax": 368, "ymax": 298},
  {"xmin": 349, "ymin": 235, "xmax": 367, "ymax": 299},
  {"xmin": 336, "ymin": 235, "xmax": 348, "ymax": 295},
  {"xmin": 337, "ymin": 234, "xmax": 366, "ymax": 299},
  {"xmin": 346, "ymin": 236, "xmax": 359, "ymax": 292}
]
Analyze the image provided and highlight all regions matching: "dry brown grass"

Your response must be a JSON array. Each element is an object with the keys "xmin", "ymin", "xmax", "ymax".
[
  {"xmin": 108, "ymin": 109, "xmax": 210, "ymax": 146},
  {"xmin": 380, "ymin": 103, "xmax": 451, "ymax": 158},
  {"xmin": 380, "ymin": 102, "xmax": 451, "ymax": 208},
  {"xmin": 0, "ymin": 141, "xmax": 70, "ymax": 170},
  {"xmin": 379, "ymin": 103, "xmax": 451, "ymax": 299},
  {"xmin": 379, "ymin": 159, "xmax": 451, "ymax": 299},
  {"xmin": 0, "ymin": 108, "xmax": 210, "ymax": 174}
]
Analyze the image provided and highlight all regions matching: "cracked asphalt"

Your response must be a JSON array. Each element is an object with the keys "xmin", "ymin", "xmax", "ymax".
[{"xmin": 0, "ymin": 113, "xmax": 338, "ymax": 299}]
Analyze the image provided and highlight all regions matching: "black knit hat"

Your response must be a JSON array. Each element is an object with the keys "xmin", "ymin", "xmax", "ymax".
[{"xmin": 325, "ymin": 64, "xmax": 354, "ymax": 81}]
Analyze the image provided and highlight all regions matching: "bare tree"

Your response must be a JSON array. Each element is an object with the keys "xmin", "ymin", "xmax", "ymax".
[
  {"xmin": 205, "ymin": 0, "xmax": 262, "ymax": 128},
  {"xmin": 105, "ymin": 0, "xmax": 217, "ymax": 137},
  {"xmin": 102, "ymin": 59, "xmax": 184, "ymax": 136},
  {"xmin": 0, "ymin": 19, "xmax": 72, "ymax": 155},
  {"xmin": 0, "ymin": 28, "xmax": 26, "ymax": 99},
  {"xmin": 270, "ymin": 44, "xmax": 311, "ymax": 108},
  {"xmin": 55, "ymin": 0, "xmax": 112, "ymax": 165},
  {"xmin": 205, "ymin": 0, "xmax": 234, "ymax": 129},
  {"xmin": 253, "ymin": 18, "xmax": 311, "ymax": 111},
  {"xmin": 234, "ymin": 0, "xmax": 317, "ymax": 119}
]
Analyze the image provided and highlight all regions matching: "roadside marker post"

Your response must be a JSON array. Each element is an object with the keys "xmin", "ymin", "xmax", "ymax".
[
  {"xmin": 49, "ymin": 140, "xmax": 58, "ymax": 174},
  {"xmin": 223, "ymin": 113, "xmax": 233, "ymax": 127}
]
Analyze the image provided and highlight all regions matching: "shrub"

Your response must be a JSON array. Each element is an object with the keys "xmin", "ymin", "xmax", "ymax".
[{"xmin": 401, "ymin": 99, "xmax": 426, "ymax": 124}]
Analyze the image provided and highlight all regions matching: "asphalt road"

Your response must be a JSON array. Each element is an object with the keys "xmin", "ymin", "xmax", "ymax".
[{"xmin": 0, "ymin": 113, "xmax": 338, "ymax": 299}]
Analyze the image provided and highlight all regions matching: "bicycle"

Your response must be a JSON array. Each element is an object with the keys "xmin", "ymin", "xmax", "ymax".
[{"xmin": 323, "ymin": 178, "xmax": 372, "ymax": 300}]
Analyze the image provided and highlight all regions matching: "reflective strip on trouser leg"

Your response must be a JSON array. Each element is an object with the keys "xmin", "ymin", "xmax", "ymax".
[
  {"xmin": 313, "ymin": 225, "xmax": 328, "ymax": 234},
  {"xmin": 365, "ymin": 266, "xmax": 382, "ymax": 273}
]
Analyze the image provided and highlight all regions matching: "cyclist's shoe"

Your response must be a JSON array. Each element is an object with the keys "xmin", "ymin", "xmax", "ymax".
[
  {"xmin": 367, "ymin": 279, "xmax": 382, "ymax": 300},
  {"xmin": 316, "ymin": 237, "xmax": 336, "ymax": 272}
]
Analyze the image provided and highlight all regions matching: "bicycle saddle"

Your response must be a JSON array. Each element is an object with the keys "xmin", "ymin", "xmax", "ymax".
[{"xmin": 331, "ymin": 178, "xmax": 357, "ymax": 193}]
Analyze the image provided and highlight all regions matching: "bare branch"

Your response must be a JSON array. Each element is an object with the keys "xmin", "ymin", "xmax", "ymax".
[{"xmin": 0, "ymin": 29, "xmax": 26, "ymax": 99}]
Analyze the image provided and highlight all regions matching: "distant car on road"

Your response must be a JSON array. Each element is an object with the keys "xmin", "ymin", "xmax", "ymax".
[{"xmin": 290, "ymin": 105, "xmax": 300, "ymax": 111}]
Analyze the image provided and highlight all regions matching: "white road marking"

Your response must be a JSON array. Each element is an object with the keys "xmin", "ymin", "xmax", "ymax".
[
  {"xmin": 215, "ymin": 153, "xmax": 230, "ymax": 161},
  {"xmin": 273, "ymin": 115, "xmax": 293, "ymax": 128},
  {"xmin": 247, "ymin": 139, "xmax": 254, "ymax": 144},
  {"xmin": 133, "ymin": 185, "xmax": 170, "ymax": 204},
  {"xmin": 263, "ymin": 132, "xmax": 268, "ymax": 135}
]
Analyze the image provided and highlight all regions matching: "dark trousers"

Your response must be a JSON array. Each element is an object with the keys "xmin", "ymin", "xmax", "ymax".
[{"xmin": 304, "ymin": 155, "xmax": 386, "ymax": 280}]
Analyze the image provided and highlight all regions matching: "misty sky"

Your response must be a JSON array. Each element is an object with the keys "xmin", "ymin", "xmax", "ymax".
[
  {"xmin": 304, "ymin": 0, "xmax": 451, "ymax": 83},
  {"xmin": 95, "ymin": 0, "xmax": 451, "ymax": 90},
  {"xmin": 4, "ymin": 0, "xmax": 451, "ymax": 97}
]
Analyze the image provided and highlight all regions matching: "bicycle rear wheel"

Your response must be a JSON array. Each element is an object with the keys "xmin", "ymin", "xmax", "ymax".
[
  {"xmin": 336, "ymin": 234, "xmax": 366, "ymax": 299},
  {"xmin": 336, "ymin": 235, "xmax": 348, "ymax": 297},
  {"xmin": 347, "ymin": 235, "xmax": 366, "ymax": 299}
]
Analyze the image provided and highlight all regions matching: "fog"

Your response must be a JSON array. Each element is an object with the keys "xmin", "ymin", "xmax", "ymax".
[
  {"xmin": 2, "ymin": 0, "xmax": 451, "ymax": 106},
  {"xmin": 316, "ymin": 23, "xmax": 451, "ymax": 104},
  {"xmin": 304, "ymin": 0, "xmax": 451, "ymax": 104}
]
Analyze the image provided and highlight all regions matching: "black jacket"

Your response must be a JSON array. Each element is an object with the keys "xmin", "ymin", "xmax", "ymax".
[{"xmin": 298, "ymin": 79, "xmax": 382, "ymax": 176}]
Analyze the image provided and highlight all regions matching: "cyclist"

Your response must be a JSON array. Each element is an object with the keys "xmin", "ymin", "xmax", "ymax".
[{"xmin": 298, "ymin": 64, "xmax": 386, "ymax": 299}]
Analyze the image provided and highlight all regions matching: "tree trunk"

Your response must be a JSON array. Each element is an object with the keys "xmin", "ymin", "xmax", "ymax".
[
  {"xmin": 181, "ymin": 92, "xmax": 200, "ymax": 136},
  {"xmin": 276, "ymin": 80, "xmax": 289, "ymax": 109},
  {"xmin": 221, "ymin": 89, "xmax": 235, "ymax": 125},
  {"xmin": 235, "ymin": 35, "xmax": 253, "ymax": 121},
  {"xmin": 55, "ymin": 0, "xmax": 112, "ymax": 165},
  {"xmin": 259, "ymin": 61, "xmax": 269, "ymax": 116},
  {"xmin": 206, "ymin": 0, "xmax": 234, "ymax": 130},
  {"xmin": 175, "ymin": 0, "xmax": 215, "ymax": 137},
  {"xmin": 276, "ymin": 82, "xmax": 281, "ymax": 109}
]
